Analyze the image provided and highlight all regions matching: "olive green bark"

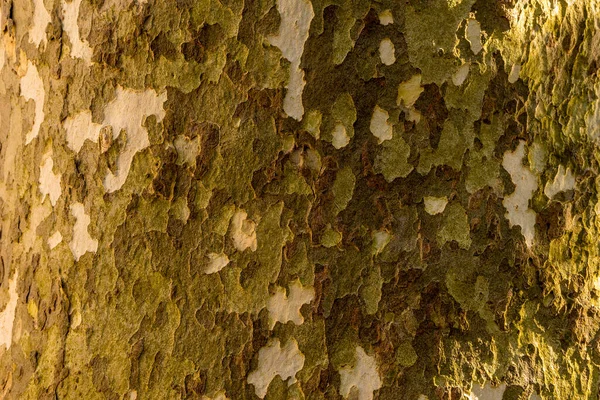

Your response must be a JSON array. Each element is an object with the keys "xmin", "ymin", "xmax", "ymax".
[{"xmin": 1, "ymin": 0, "xmax": 600, "ymax": 399}]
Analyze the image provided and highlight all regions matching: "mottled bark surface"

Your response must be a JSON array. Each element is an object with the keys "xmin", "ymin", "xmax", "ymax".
[{"xmin": 1, "ymin": 0, "xmax": 599, "ymax": 399}]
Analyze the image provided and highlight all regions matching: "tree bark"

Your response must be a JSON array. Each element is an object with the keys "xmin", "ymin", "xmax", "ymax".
[{"xmin": 0, "ymin": 0, "xmax": 597, "ymax": 399}]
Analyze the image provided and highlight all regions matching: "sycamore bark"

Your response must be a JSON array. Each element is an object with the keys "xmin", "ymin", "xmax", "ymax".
[{"xmin": 1, "ymin": 0, "xmax": 600, "ymax": 399}]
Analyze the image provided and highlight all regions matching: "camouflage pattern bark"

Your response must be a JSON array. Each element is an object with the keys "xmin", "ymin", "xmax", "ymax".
[{"xmin": 0, "ymin": 0, "xmax": 599, "ymax": 399}]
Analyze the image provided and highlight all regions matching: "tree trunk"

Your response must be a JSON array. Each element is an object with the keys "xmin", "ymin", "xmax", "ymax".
[{"xmin": 0, "ymin": 0, "xmax": 597, "ymax": 398}]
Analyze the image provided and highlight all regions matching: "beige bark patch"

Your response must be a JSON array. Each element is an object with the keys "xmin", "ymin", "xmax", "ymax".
[
  {"xmin": 378, "ymin": 9, "xmax": 394, "ymax": 25},
  {"xmin": 397, "ymin": 75, "xmax": 423, "ymax": 108},
  {"xmin": 502, "ymin": 141, "xmax": 537, "ymax": 247},
  {"xmin": 29, "ymin": 0, "xmax": 51, "ymax": 47},
  {"xmin": 332, "ymin": 123, "xmax": 350, "ymax": 149},
  {"xmin": 452, "ymin": 63, "xmax": 470, "ymax": 86},
  {"xmin": 508, "ymin": 63, "xmax": 521, "ymax": 83},
  {"xmin": 62, "ymin": 0, "xmax": 93, "ymax": 65},
  {"xmin": 378, "ymin": 38, "xmax": 395, "ymax": 66},
  {"xmin": 0, "ymin": 271, "xmax": 19, "ymax": 350},
  {"xmin": 369, "ymin": 105, "xmax": 393, "ymax": 144},
  {"xmin": 424, "ymin": 196, "xmax": 448, "ymax": 215},
  {"xmin": 466, "ymin": 18, "xmax": 483, "ymax": 55},
  {"xmin": 48, "ymin": 231, "xmax": 63, "ymax": 249},
  {"xmin": 247, "ymin": 338, "xmax": 305, "ymax": 398},
  {"xmin": 230, "ymin": 210, "xmax": 257, "ymax": 252},
  {"xmin": 39, "ymin": 152, "xmax": 62, "ymax": 207},
  {"xmin": 205, "ymin": 253, "xmax": 230, "ymax": 274},
  {"xmin": 20, "ymin": 61, "xmax": 45, "ymax": 144},
  {"xmin": 63, "ymin": 110, "xmax": 103, "ymax": 153},
  {"xmin": 267, "ymin": 280, "xmax": 315, "ymax": 329},
  {"xmin": 469, "ymin": 383, "xmax": 507, "ymax": 400},
  {"xmin": 69, "ymin": 202, "xmax": 98, "ymax": 261},
  {"xmin": 103, "ymin": 86, "xmax": 167, "ymax": 193},
  {"xmin": 269, "ymin": 0, "xmax": 314, "ymax": 121},
  {"xmin": 338, "ymin": 346, "xmax": 382, "ymax": 400}
]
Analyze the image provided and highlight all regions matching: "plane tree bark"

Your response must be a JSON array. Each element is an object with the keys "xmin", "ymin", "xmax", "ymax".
[{"xmin": 0, "ymin": 0, "xmax": 599, "ymax": 399}]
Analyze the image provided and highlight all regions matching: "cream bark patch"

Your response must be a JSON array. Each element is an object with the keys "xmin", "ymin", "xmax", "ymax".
[
  {"xmin": 20, "ymin": 61, "xmax": 45, "ymax": 144},
  {"xmin": 64, "ymin": 110, "xmax": 103, "ymax": 153},
  {"xmin": 452, "ymin": 63, "xmax": 470, "ymax": 86},
  {"xmin": 230, "ymin": 210, "xmax": 257, "ymax": 252},
  {"xmin": 508, "ymin": 63, "xmax": 521, "ymax": 83},
  {"xmin": 544, "ymin": 165, "xmax": 575, "ymax": 199},
  {"xmin": 332, "ymin": 123, "xmax": 350, "ymax": 149},
  {"xmin": 369, "ymin": 105, "xmax": 393, "ymax": 144},
  {"xmin": 205, "ymin": 253, "xmax": 230, "ymax": 274},
  {"xmin": 338, "ymin": 346, "xmax": 382, "ymax": 400},
  {"xmin": 424, "ymin": 196, "xmax": 448, "ymax": 215},
  {"xmin": 39, "ymin": 152, "xmax": 62, "ymax": 207},
  {"xmin": 267, "ymin": 280, "xmax": 315, "ymax": 329},
  {"xmin": 378, "ymin": 9, "xmax": 393, "ymax": 25},
  {"xmin": 0, "ymin": 271, "xmax": 19, "ymax": 350},
  {"xmin": 247, "ymin": 338, "xmax": 305, "ymax": 398},
  {"xmin": 29, "ymin": 0, "xmax": 51, "ymax": 47},
  {"xmin": 502, "ymin": 141, "xmax": 537, "ymax": 247},
  {"xmin": 466, "ymin": 18, "xmax": 483, "ymax": 55},
  {"xmin": 62, "ymin": 0, "xmax": 93, "ymax": 65},
  {"xmin": 48, "ymin": 231, "xmax": 63, "ymax": 249},
  {"xmin": 378, "ymin": 38, "xmax": 395, "ymax": 65},
  {"xmin": 397, "ymin": 75, "xmax": 424, "ymax": 108},
  {"xmin": 468, "ymin": 383, "xmax": 507, "ymax": 400},
  {"xmin": 103, "ymin": 86, "xmax": 167, "ymax": 193},
  {"xmin": 268, "ymin": 0, "xmax": 314, "ymax": 121},
  {"xmin": 69, "ymin": 202, "xmax": 98, "ymax": 261}
]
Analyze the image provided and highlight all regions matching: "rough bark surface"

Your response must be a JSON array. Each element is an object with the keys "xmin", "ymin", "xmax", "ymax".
[{"xmin": 0, "ymin": 0, "xmax": 599, "ymax": 399}]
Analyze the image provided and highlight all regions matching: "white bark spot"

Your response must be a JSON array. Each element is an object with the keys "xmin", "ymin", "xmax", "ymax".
[
  {"xmin": 502, "ymin": 141, "xmax": 537, "ymax": 247},
  {"xmin": 452, "ymin": 63, "xmax": 470, "ymax": 86},
  {"xmin": 378, "ymin": 10, "xmax": 393, "ymax": 25},
  {"xmin": 205, "ymin": 253, "xmax": 230, "ymax": 274},
  {"xmin": 397, "ymin": 75, "xmax": 424, "ymax": 108},
  {"xmin": 544, "ymin": 165, "xmax": 575, "ymax": 199},
  {"xmin": 269, "ymin": 0, "xmax": 314, "ymax": 121},
  {"xmin": 247, "ymin": 338, "xmax": 305, "ymax": 399},
  {"xmin": 508, "ymin": 63, "xmax": 521, "ymax": 83},
  {"xmin": 230, "ymin": 210, "xmax": 257, "ymax": 252},
  {"xmin": 338, "ymin": 346, "xmax": 382, "ymax": 400},
  {"xmin": 62, "ymin": 0, "xmax": 93, "ymax": 65},
  {"xmin": 369, "ymin": 105, "xmax": 393, "ymax": 144},
  {"xmin": 0, "ymin": 270, "xmax": 19, "ymax": 350},
  {"xmin": 20, "ymin": 61, "xmax": 45, "ymax": 144},
  {"xmin": 64, "ymin": 110, "xmax": 103, "ymax": 153},
  {"xmin": 332, "ymin": 123, "xmax": 350, "ymax": 149},
  {"xmin": 378, "ymin": 38, "xmax": 395, "ymax": 66},
  {"xmin": 69, "ymin": 202, "xmax": 98, "ymax": 261},
  {"xmin": 466, "ymin": 18, "xmax": 483, "ymax": 55},
  {"xmin": 39, "ymin": 152, "xmax": 62, "ymax": 207},
  {"xmin": 267, "ymin": 280, "xmax": 315, "ymax": 329},
  {"xmin": 468, "ymin": 383, "xmax": 507, "ymax": 400},
  {"xmin": 103, "ymin": 86, "xmax": 167, "ymax": 193},
  {"xmin": 424, "ymin": 196, "xmax": 448, "ymax": 215},
  {"xmin": 48, "ymin": 231, "xmax": 63, "ymax": 249},
  {"xmin": 29, "ymin": 0, "xmax": 51, "ymax": 47}
]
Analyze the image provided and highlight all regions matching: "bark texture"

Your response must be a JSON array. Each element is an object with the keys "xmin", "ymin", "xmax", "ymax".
[{"xmin": 0, "ymin": 0, "xmax": 599, "ymax": 399}]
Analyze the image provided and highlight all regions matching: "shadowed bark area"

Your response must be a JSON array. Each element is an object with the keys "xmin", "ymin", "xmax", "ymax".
[{"xmin": 1, "ymin": 0, "xmax": 600, "ymax": 399}]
